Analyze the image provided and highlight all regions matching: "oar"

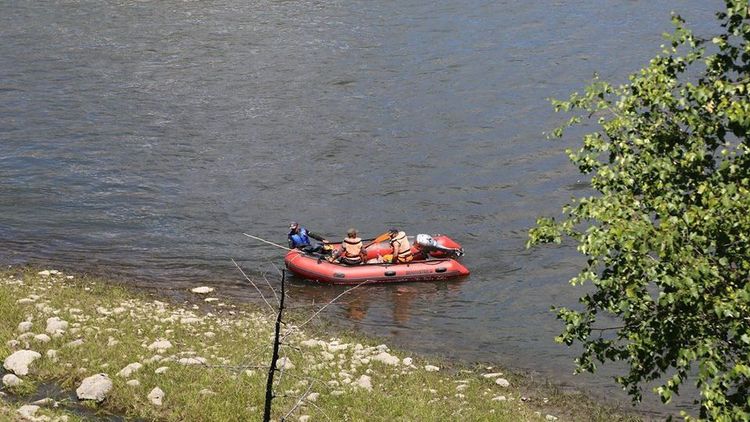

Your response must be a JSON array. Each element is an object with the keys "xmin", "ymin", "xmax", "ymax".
[
  {"xmin": 243, "ymin": 233, "xmax": 291, "ymax": 251},
  {"xmin": 362, "ymin": 232, "xmax": 391, "ymax": 250}
]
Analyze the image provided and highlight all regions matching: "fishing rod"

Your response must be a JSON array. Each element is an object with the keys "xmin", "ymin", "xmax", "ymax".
[{"xmin": 242, "ymin": 233, "xmax": 291, "ymax": 251}]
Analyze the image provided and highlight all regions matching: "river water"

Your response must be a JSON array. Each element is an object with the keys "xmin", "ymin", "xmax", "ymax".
[{"xmin": 1, "ymin": 0, "xmax": 720, "ymax": 416}]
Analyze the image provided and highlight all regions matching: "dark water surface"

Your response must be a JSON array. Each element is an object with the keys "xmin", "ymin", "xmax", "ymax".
[{"xmin": 1, "ymin": 0, "xmax": 720, "ymax": 416}]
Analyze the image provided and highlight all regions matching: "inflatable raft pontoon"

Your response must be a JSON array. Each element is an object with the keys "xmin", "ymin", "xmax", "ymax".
[{"xmin": 284, "ymin": 234, "xmax": 470, "ymax": 285}]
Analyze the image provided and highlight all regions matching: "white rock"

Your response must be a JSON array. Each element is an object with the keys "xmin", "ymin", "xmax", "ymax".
[
  {"xmin": 65, "ymin": 339, "xmax": 84, "ymax": 348},
  {"xmin": 402, "ymin": 357, "xmax": 413, "ymax": 366},
  {"xmin": 546, "ymin": 415, "xmax": 558, "ymax": 421},
  {"xmin": 191, "ymin": 286, "xmax": 214, "ymax": 294},
  {"xmin": 299, "ymin": 416, "xmax": 310, "ymax": 422},
  {"xmin": 203, "ymin": 332, "xmax": 215, "ymax": 338},
  {"xmin": 327, "ymin": 343, "xmax": 349, "ymax": 352},
  {"xmin": 424, "ymin": 365, "xmax": 440, "ymax": 372},
  {"xmin": 3, "ymin": 350, "xmax": 42, "ymax": 376},
  {"xmin": 126, "ymin": 379, "xmax": 141, "ymax": 387},
  {"xmin": 18, "ymin": 321, "xmax": 33, "ymax": 333},
  {"xmin": 147, "ymin": 339, "xmax": 172, "ymax": 351},
  {"xmin": 204, "ymin": 297, "xmax": 219, "ymax": 302},
  {"xmin": 199, "ymin": 389, "xmax": 216, "ymax": 396},
  {"xmin": 6, "ymin": 340, "xmax": 20, "ymax": 349},
  {"xmin": 483, "ymin": 372, "xmax": 504, "ymax": 378},
  {"xmin": 30, "ymin": 398, "xmax": 55, "ymax": 406},
  {"xmin": 456, "ymin": 384, "xmax": 469, "ymax": 391},
  {"xmin": 148, "ymin": 387, "xmax": 164, "ymax": 406},
  {"xmin": 16, "ymin": 298, "xmax": 35, "ymax": 305},
  {"xmin": 18, "ymin": 333, "xmax": 35, "ymax": 341},
  {"xmin": 300, "ymin": 339, "xmax": 325, "ymax": 348},
  {"xmin": 76, "ymin": 374, "xmax": 113, "ymax": 402},
  {"xmin": 46, "ymin": 349, "xmax": 58, "ymax": 362},
  {"xmin": 331, "ymin": 390, "xmax": 345, "ymax": 396},
  {"xmin": 372, "ymin": 352, "xmax": 400, "ymax": 366},
  {"xmin": 306, "ymin": 392, "xmax": 320, "ymax": 402},
  {"xmin": 46, "ymin": 317, "xmax": 69, "ymax": 334},
  {"xmin": 180, "ymin": 317, "xmax": 201, "ymax": 324},
  {"xmin": 495, "ymin": 378, "xmax": 510, "ymax": 387},
  {"xmin": 2, "ymin": 374, "xmax": 22, "ymax": 387},
  {"xmin": 34, "ymin": 334, "xmax": 51, "ymax": 343},
  {"xmin": 276, "ymin": 357, "xmax": 294, "ymax": 370},
  {"xmin": 144, "ymin": 355, "xmax": 163, "ymax": 364},
  {"xmin": 17, "ymin": 405, "xmax": 40, "ymax": 419},
  {"xmin": 38, "ymin": 270, "xmax": 51, "ymax": 276},
  {"xmin": 155, "ymin": 366, "xmax": 169, "ymax": 374},
  {"xmin": 355, "ymin": 375, "xmax": 372, "ymax": 391},
  {"xmin": 177, "ymin": 357, "xmax": 207, "ymax": 365},
  {"xmin": 117, "ymin": 363, "xmax": 143, "ymax": 378}
]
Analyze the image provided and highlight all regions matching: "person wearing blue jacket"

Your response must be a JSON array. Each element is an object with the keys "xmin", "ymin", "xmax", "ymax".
[{"xmin": 288, "ymin": 222, "xmax": 328, "ymax": 254}]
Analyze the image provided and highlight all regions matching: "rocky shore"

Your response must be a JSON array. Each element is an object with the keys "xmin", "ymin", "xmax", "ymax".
[{"xmin": 0, "ymin": 267, "xmax": 635, "ymax": 421}]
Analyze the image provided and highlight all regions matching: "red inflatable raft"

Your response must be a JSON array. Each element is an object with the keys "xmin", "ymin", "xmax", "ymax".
[{"xmin": 284, "ymin": 234, "xmax": 470, "ymax": 285}]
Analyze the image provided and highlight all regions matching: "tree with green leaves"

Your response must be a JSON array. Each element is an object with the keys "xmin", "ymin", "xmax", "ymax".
[{"xmin": 528, "ymin": 1, "xmax": 750, "ymax": 420}]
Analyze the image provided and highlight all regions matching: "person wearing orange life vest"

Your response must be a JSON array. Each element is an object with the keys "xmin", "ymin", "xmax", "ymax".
[
  {"xmin": 384, "ymin": 228, "xmax": 413, "ymax": 264},
  {"xmin": 330, "ymin": 228, "xmax": 364, "ymax": 265}
]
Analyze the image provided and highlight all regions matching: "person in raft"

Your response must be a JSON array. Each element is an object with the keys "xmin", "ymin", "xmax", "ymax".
[
  {"xmin": 288, "ymin": 222, "xmax": 329, "ymax": 255},
  {"xmin": 329, "ymin": 228, "xmax": 364, "ymax": 265},
  {"xmin": 384, "ymin": 228, "xmax": 413, "ymax": 263}
]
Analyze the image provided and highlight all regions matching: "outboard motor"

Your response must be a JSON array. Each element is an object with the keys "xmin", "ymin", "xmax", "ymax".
[{"xmin": 415, "ymin": 234, "xmax": 464, "ymax": 258}]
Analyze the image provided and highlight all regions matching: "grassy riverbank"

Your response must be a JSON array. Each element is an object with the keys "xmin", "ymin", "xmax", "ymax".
[{"xmin": 0, "ymin": 267, "xmax": 638, "ymax": 421}]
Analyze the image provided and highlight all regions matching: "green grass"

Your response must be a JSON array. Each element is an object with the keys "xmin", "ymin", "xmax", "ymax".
[{"xmin": 0, "ymin": 267, "xmax": 639, "ymax": 421}]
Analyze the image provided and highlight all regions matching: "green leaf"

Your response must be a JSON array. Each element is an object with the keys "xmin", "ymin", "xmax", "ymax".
[{"xmin": 528, "ymin": 1, "xmax": 750, "ymax": 418}]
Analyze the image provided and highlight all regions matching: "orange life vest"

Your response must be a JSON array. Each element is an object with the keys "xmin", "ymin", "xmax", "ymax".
[
  {"xmin": 390, "ymin": 231, "xmax": 413, "ymax": 263},
  {"xmin": 341, "ymin": 237, "xmax": 363, "ymax": 263}
]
